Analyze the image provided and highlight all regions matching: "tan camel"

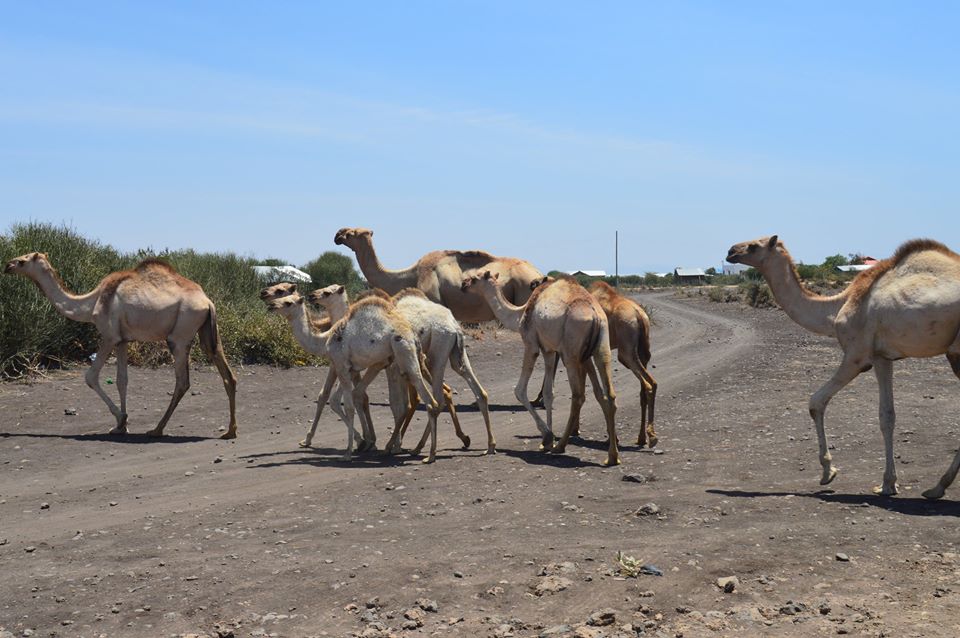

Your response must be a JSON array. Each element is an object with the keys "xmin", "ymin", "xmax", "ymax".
[
  {"xmin": 309, "ymin": 285, "xmax": 495, "ymax": 455},
  {"xmin": 266, "ymin": 293, "xmax": 442, "ymax": 461},
  {"xmin": 727, "ymin": 236, "xmax": 960, "ymax": 499},
  {"xmin": 589, "ymin": 281, "xmax": 658, "ymax": 447},
  {"xmin": 461, "ymin": 272, "xmax": 620, "ymax": 466},
  {"xmin": 334, "ymin": 227, "xmax": 543, "ymax": 322},
  {"xmin": 4, "ymin": 252, "xmax": 237, "ymax": 438}
]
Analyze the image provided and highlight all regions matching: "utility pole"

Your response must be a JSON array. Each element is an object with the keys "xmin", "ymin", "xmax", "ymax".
[{"xmin": 615, "ymin": 230, "xmax": 619, "ymax": 288}]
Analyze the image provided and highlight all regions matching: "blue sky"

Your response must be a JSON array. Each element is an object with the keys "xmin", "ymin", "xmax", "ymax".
[{"xmin": 1, "ymin": 1, "xmax": 958, "ymax": 274}]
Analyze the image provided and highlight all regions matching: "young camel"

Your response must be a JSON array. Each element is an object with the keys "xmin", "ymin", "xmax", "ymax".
[
  {"xmin": 4, "ymin": 252, "xmax": 237, "ymax": 438},
  {"xmin": 309, "ymin": 285, "xmax": 495, "ymax": 455},
  {"xmin": 266, "ymin": 293, "xmax": 442, "ymax": 461},
  {"xmin": 531, "ymin": 277, "xmax": 659, "ymax": 447},
  {"xmin": 727, "ymin": 236, "xmax": 960, "ymax": 499},
  {"xmin": 461, "ymin": 272, "xmax": 620, "ymax": 466},
  {"xmin": 334, "ymin": 227, "xmax": 543, "ymax": 322}
]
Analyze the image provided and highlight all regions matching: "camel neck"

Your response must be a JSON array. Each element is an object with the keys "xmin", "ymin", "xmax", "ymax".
[
  {"xmin": 479, "ymin": 285, "xmax": 523, "ymax": 331},
  {"xmin": 324, "ymin": 297, "xmax": 349, "ymax": 322},
  {"xmin": 351, "ymin": 240, "xmax": 418, "ymax": 294},
  {"xmin": 286, "ymin": 306, "xmax": 331, "ymax": 355},
  {"xmin": 761, "ymin": 256, "xmax": 846, "ymax": 337},
  {"xmin": 30, "ymin": 267, "xmax": 98, "ymax": 323}
]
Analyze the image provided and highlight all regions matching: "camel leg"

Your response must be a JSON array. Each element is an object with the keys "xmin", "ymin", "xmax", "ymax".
[
  {"xmin": 585, "ymin": 355, "xmax": 620, "ymax": 466},
  {"xmin": 393, "ymin": 342, "xmax": 440, "ymax": 463},
  {"xmin": 551, "ymin": 358, "xmax": 586, "ymax": 456},
  {"xmin": 350, "ymin": 362, "xmax": 388, "ymax": 453},
  {"xmin": 514, "ymin": 346, "xmax": 552, "ymax": 449},
  {"xmin": 451, "ymin": 345, "xmax": 495, "ymax": 454},
  {"xmin": 809, "ymin": 355, "xmax": 866, "ymax": 486},
  {"xmin": 384, "ymin": 368, "xmax": 414, "ymax": 454},
  {"xmin": 532, "ymin": 352, "xmax": 560, "ymax": 407},
  {"xmin": 873, "ymin": 358, "xmax": 899, "ymax": 496},
  {"xmin": 442, "ymin": 384, "xmax": 470, "ymax": 449},
  {"xmin": 300, "ymin": 367, "xmax": 341, "ymax": 447},
  {"xmin": 331, "ymin": 363, "xmax": 362, "ymax": 460},
  {"xmin": 620, "ymin": 351, "xmax": 658, "ymax": 447},
  {"xmin": 541, "ymin": 349, "xmax": 559, "ymax": 446},
  {"xmin": 115, "ymin": 342, "xmax": 129, "ymax": 432},
  {"xmin": 86, "ymin": 339, "xmax": 123, "ymax": 432},
  {"xmin": 147, "ymin": 341, "xmax": 190, "ymax": 437},
  {"xmin": 197, "ymin": 316, "xmax": 239, "ymax": 439},
  {"xmin": 923, "ymin": 352, "xmax": 960, "ymax": 499}
]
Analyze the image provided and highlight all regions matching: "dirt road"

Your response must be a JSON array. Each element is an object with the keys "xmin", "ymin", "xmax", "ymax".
[{"xmin": 2, "ymin": 292, "xmax": 959, "ymax": 637}]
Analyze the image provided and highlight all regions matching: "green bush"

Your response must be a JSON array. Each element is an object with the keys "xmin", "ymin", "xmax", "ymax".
[
  {"xmin": 0, "ymin": 223, "xmax": 335, "ymax": 377},
  {"xmin": 739, "ymin": 281, "xmax": 776, "ymax": 308},
  {"xmin": 301, "ymin": 251, "xmax": 365, "ymax": 295}
]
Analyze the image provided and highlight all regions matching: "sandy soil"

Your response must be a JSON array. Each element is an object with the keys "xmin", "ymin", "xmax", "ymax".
[{"xmin": 2, "ymin": 291, "xmax": 960, "ymax": 638}]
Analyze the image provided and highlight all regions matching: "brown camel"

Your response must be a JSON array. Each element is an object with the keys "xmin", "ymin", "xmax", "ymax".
[
  {"xmin": 461, "ymin": 272, "xmax": 620, "ymax": 466},
  {"xmin": 4, "ymin": 252, "xmax": 237, "ymax": 438},
  {"xmin": 727, "ymin": 235, "xmax": 960, "ymax": 499},
  {"xmin": 589, "ymin": 281, "xmax": 658, "ymax": 447},
  {"xmin": 334, "ymin": 227, "xmax": 544, "ymax": 322}
]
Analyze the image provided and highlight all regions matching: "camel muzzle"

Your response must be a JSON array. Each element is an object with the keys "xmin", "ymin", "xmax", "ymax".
[
  {"xmin": 3, "ymin": 262, "xmax": 14, "ymax": 274},
  {"xmin": 726, "ymin": 252, "xmax": 740, "ymax": 264}
]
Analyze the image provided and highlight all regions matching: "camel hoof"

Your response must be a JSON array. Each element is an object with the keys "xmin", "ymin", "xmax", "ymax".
[
  {"xmin": 820, "ymin": 467, "xmax": 838, "ymax": 485},
  {"xmin": 460, "ymin": 435, "xmax": 471, "ymax": 449},
  {"xmin": 646, "ymin": 433, "xmax": 658, "ymax": 448},
  {"xmin": 108, "ymin": 426, "xmax": 128, "ymax": 435},
  {"xmin": 872, "ymin": 484, "xmax": 899, "ymax": 497},
  {"xmin": 421, "ymin": 456, "xmax": 436, "ymax": 464},
  {"xmin": 485, "ymin": 446, "xmax": 497, "ymax": 455},
  {"xmin": 550, "ymin": 445, "xmax": 567, "ymax": 455},
  {"xmin": 298, "ymin": 439, "xmax": 312, "ymax": 448},
  {"xmin": 145, "ymin": 428, "xmax": 164, "ymax": 438},
  {"xmin": 922, "ymin": 486, "xmax": 946, "ymax": 500},
  {"xmin": 603, "ymin": 457, "xmax": 622, "ymax": 467},
  {"xmin": 219, "ymin": 430, "xmax": 237, "ymax": 440}
]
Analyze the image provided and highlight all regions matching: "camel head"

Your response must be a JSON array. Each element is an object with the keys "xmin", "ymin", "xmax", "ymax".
[
  {"xmin": 308, "ymin": 284, "xmax": 346, "ymax": 309},
  {"xmin": 265, "ymin": 293, "xmax": 304, "ymax": 318},
  {"xmin": 4, "ymin": 252, "xmax": 49, "ymax": 277},
  {"xmin": 529, "ymin": 275, "xmax": 556, "ymax": 291},
  {"xmin": 726, "ymin": 235, "xmax": 782, "ymax": 269},
  {"xmin": 259, "ymin": 282, "xmax": 298, "ymax": 301},
  {"xmin": 460, "ymin": 270, "xmax": 500, "ymax": 292},
  {"xmin": 334, "ymin": 227, "xmax": 373, "ymax": 250}
]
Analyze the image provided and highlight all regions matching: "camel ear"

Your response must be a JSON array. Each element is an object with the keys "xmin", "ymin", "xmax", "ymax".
[
  {"xmin": 289, "ymin": 283, "xmax": 298, "ymax": 292},
  {"xmin": 492, "ymin": 272, "xmax": 500, "ymax": 281},
  {"xmin": 31, "ymin": 253, "xmax": 39, "ymax": 261},
  {"xmin": 336, "ymin": 285, "xmax": 345, "ymax": 295},
  {"xmin": 296, "ymin": 297, "xmax": 303, "ymax": 305},
  {"xmin": 768, "ymin": 235, "xmax": 779, "ymax": 249},
  {"xmin": 482, "ymin": 271, "xmax": 491, "ymax": 280}
]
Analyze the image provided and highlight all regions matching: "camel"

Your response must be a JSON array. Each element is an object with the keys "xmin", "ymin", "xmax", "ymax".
[
  {"xmin": 260, "ymin": 282, "xmax": 332, "ymax": 331},
  {"xmin": 265, "ymin": 293, "xmax": 441, "ymax": 461},
  {"xmin": 4, "ymin": 252, "xmax": 237, "ymax": 438},
  {"xmin": 588, "ymin": 281, "xmax": 659, "ymax": 447},
  {"xmin": 461, "ymin": 271, "xmax": 620, "ymax": 466},
  {"xmin": 726, "ymin": 235, "xmax": 960, "ymax": 499},
  {"xmin": 334, "ymin": 227, "xmax": 544, "ymax": 322},
  {"xmin": 309, "ymin": 285, "xmax": 495, "ymax": 456},
  {"xmin": 529, "ymin": 276, "xmax": 659, "ymax": 447}
]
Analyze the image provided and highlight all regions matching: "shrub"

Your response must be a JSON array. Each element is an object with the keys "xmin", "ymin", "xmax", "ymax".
[
  {"xmin": 739, "ymin": 281, "xmax": 776, "ymax": 308},
  {"xmin": 0, "ymin": 223, "xmax": 330, "ymax": 377},
  {"xmin": 301, "ymin": 251, "xmax": 365, "ymax": 295}
]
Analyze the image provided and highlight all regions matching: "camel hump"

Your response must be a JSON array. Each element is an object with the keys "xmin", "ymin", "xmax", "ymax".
[
  {"xmin": 134, "ymin": 258, "xmax": 178, "ymax": 273},
  {"xmin": 848, "ymin": 238, "xmax": 959, "ymax": 304}
]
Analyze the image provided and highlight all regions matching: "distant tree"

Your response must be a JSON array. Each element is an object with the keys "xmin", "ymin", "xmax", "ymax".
[
  {"xmin": 822, "ymin": 254, "xmax": 849, "ymax": 270},
  {"xmin": 301, "ymin": 252, "xmax": 365, "ymax": 294},
  {"xmin": 259, "ymin": 257, "xmax": 286, "ymax": 267},
  {"xmin": 705, "ymin": 267, "xmax": 717, "ymax": 276},
  {"xmin": 848, "ymin": 253, "xmax": 865, "ymax": 265}
]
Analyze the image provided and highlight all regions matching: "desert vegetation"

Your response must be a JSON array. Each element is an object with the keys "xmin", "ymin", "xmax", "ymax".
[{"xmin": 0, "ymin": 223, "xmax": 363, "ymax": 377}]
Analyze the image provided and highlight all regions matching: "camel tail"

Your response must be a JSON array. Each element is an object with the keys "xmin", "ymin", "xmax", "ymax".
[
  {"xmin": 636, "ymin": 310, "xmax": 652, "ymax": 367},
  {"xmin": 198, "ymin": 305, "xmax": 225, "ymax": 362},
  {"xmin": 580, "ymin": 315, "xmax": 603, "ymax": 364}
]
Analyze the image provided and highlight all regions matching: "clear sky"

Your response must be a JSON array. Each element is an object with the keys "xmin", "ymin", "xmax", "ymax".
[{"xmin": 1, "ymin": 2, "xmax": 958, "ymax": 274}]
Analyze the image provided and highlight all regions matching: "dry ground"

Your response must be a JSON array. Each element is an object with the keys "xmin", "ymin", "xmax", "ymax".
[{"xmin": 2, "ymin": 292, "xmax": 960, "ymax": 638}]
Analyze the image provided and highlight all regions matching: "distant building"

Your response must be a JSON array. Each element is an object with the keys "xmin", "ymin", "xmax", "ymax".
[
  {"xmin": 836, "ymin": 264, "xmax": 874, "ymax": 273},
  {"xmin": 566, "ymin": 270, "xmax": 607, "ymax": 277},
  {"xmin": 252, "ymin": 265, "xmax": 313, "ymax": 283},
  {"xmin": 674, "ymin": 267, "xmax": 707, "ymax": 284}
]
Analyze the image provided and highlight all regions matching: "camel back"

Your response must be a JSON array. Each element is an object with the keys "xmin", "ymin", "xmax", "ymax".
[{"xmin": 847, "ymin": 238, "xmax": 957, "ymax": 305}]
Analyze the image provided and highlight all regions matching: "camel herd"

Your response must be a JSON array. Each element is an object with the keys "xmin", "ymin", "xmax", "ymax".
[{"xmin": 5, "ymin": 230, "xmax": 960, "ymax": 500}]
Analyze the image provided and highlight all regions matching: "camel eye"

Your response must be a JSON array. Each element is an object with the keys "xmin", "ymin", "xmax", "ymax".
[{"xmin": 748, "ymin": 244, "xmax": 757, "ymax": 253}]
